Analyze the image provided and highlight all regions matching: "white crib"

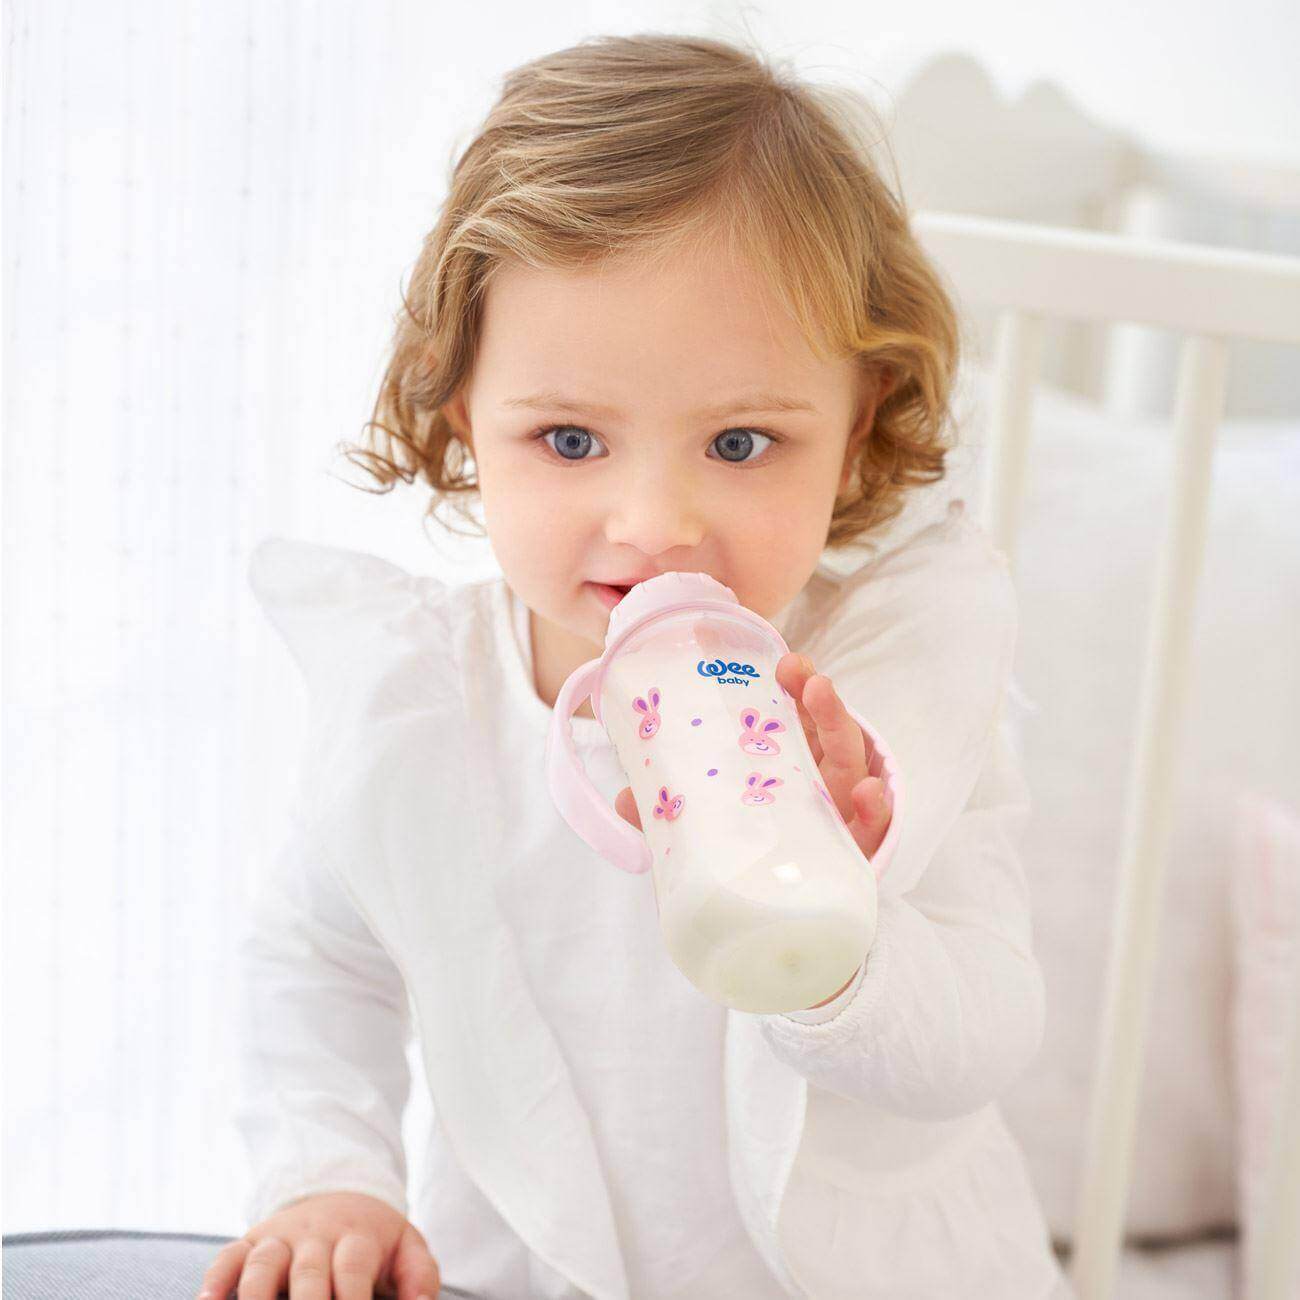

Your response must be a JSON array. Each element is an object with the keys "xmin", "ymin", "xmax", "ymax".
[
  {"xmin": 841, "ymin": 48, "xmax": 1300, "ymax": 1296},
  {"xmin": 907, "ymin": 209, "xmax": 1300, "ymax": 1300}
]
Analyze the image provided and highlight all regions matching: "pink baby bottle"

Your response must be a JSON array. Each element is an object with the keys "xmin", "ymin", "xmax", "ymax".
[{"xmin": 544, "ymin": 571, "xmax": 903, "ymax": 1014}]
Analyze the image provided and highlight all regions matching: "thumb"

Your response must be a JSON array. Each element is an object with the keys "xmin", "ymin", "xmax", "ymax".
[
  {"xmin": 615, "ymin": 786, "xmax": 642, "ymax": 830},
  {"xmin": 849, "ymin": 776, "xmax": 890, "ymax": 860},
  {"xmin": 391, "ymin": 1222, "xmax": 441, "ymax": 1300}
]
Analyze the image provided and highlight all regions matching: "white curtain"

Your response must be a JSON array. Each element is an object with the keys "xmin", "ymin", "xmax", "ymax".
[{"xmin": 0, "ymin": 0, "xmax": 590, "ymax": 1236}]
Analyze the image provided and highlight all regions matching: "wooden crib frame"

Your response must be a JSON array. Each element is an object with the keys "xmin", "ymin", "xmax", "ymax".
[{"xmin": 909, "ymin": 209, "xmax": 1300, "ymax": 1300}]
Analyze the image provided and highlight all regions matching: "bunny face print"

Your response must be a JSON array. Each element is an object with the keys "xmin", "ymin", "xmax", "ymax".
[
  {"xmin": 737, "ymin": 708, "xmax": 785, "ymax": 756},
  {"xmin": 633, "ymin": 689, "xmax": 662, "ymax": 739},
  {"xmin": 620, "ymin": 671, "xmax": 807, "ymax": 826}
]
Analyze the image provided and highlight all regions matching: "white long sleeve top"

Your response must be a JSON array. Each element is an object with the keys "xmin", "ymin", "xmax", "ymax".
[{"xmin": 233, "ymin": 498, "xmax": 1073, "ymax": 1300}]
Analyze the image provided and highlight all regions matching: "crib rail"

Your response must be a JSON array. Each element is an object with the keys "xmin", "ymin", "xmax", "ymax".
[{"xmin": 910, "ymin": 211, "xmax": 1300, "ymax": 1300}]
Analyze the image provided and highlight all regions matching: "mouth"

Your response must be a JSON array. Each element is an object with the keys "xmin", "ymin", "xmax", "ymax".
[{"xmin": 589, "ymin": 581, "xmax": 635, "ymax": 608}]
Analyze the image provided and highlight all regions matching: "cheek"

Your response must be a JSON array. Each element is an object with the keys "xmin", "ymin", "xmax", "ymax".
[
  {"xmin": 722, "ymin": 490, "xmax": 835, "ymax": 616},
  {"xmin": 485, "ymin": 494, "xmax": 563, "ymax": 563},
  {"xmin": 478, "ymin": 466, "xmax": 592, "ymax": 583},
  {"xmin": 726, "ymin": 481, "xmax": 830, "ymax": 551}
]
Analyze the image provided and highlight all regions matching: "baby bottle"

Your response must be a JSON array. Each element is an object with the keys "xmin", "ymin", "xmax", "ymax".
[{"xmin": 544, "ymin": 571, "xmax": 903, "ymax": 1014}]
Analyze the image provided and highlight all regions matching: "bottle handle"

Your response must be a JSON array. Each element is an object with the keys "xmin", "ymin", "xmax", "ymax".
[{"xmin": 544, "ymin": 657, "xmax": 654, "ymax": 876}]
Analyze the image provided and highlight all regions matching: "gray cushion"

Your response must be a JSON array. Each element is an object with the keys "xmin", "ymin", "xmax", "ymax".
[{"xmin": 1, "ymin": 1231, "xmax": 479, "ymax": 1298}]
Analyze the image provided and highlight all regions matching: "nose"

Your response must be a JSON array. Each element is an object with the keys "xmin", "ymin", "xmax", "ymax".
[{"xmin": 603, "ymin": 458, "xmax": 706, "ymax": 557}]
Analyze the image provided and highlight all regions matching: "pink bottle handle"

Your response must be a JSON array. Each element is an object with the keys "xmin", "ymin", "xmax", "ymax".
[{"xmin": 544, "ymin": 657, "xmax": 654, "ymax": 875}]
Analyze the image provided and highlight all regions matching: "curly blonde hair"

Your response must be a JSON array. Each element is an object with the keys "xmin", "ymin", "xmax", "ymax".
[{"xmin": 339, "ymin": 32, "xmax": 961, "ymax": 551}]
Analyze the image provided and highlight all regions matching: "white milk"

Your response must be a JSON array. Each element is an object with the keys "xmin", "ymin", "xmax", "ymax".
[{"xmin": 597, "ymin": 610, "xmax": 877, "ymax": 1013}]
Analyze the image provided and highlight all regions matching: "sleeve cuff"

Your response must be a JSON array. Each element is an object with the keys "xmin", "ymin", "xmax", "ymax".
[{"xmin": 779, "ymin": 955, "xmax": 867, "ymax": 1024}]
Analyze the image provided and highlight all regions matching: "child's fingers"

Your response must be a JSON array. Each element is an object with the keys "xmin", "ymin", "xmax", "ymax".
[
  {"xmin": 615, "ymin": 786, "xmax": 642, "ymax": 830},
  {"xmin": 331, "ymin": 1231, "xmax": 385, "ymax": 1300},
  {"xmin": 803, "ymin": 672, "xmax": 866, "ymax": 777},
  {"xmin": 848, "ymin": 775, "xmax": 891, "ymax": 860},
  {"xmin": 801, "ymin": 671, "xmax": 869, "ymax": 823},
  {"xmin": 197, "ymin": 1237, "xmax": 253, "ymax": 1300},
  {"xmin": 223, "ymin": 1235, "xmax": 290, "ymax": 1300},
  {"xmin": 775, "ymin": 652, "xmax": 824, "ymax": 764},
  {"xmin": 391, "ymin": 1221, "xmax": 443, "ymax": 1300}
]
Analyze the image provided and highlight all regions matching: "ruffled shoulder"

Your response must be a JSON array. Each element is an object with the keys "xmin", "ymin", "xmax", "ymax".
[
  {"xmin": 788, "ymin": 501, "xmax": 1017, "ymax": 896},
  {"xmin": 799, "ymin": 500, "xmax": 1015, "ymax": 674},
  {"xmin": 247, "ymin": 535, "xmax": 449, "ymax": 702}
]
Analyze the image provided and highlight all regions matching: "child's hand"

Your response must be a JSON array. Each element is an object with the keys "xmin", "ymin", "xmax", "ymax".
[
  {"xmin": 196, "ymin": 1191, "xmax": 441, "ymax": 1300},
  {"xmin": 773, "ymin": 651, "xmax": 893, "ymax": 860},
  {"xmin": 613, "ymin": 652, "xmax": 892, "ymax": 861}
]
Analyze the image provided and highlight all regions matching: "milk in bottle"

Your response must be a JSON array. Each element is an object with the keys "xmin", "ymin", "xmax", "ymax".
[{"xmin": 545, "ymin": 571, "xmax": 902, "ymax": 1013}]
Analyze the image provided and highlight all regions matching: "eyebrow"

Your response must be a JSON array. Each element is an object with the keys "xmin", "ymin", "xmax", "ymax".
[{"xmin": 502, "ymin": 388, "xmax": 819, "ymax": 420}]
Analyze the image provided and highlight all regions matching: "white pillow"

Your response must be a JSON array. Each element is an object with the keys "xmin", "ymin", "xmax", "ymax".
[
  {"xmin": 945, "ymin": 364, "xmax": 1300, "ymax": 1240},
  {"xmin": 1229, "ymin": 789, "xmax": 1300, "ymax": 1299}
]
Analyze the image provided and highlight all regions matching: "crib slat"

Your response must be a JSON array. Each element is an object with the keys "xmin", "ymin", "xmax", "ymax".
[
  {"xmin": 913, "ymin": 211, "xmax": 1300, "ymax": 344},
  {"xmin": 980, "ymin": 308, "xmax": 1044, "ymax": 571},
  {"xmin": 1248, "ymin": 938, "xmax": 1300, "ymax": 1300},
  {"xmin": 1067, "ymin": 334, "xmax": 1229, "ymax": 1300}
]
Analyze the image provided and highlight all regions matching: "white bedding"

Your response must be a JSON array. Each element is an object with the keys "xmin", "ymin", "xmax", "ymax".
[
  {"xmin": 953, "ymin": 368, "xmax": 1299, "ymax": 1243},
  {"xmin": 828, "ymin": 361, "xmax": 1299, "ymax": 1249}
]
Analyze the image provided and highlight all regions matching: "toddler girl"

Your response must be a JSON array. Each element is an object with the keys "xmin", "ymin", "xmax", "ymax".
[{"xmin": 201, "ymin": 31, "xmax": 1071, "ymax": 1300}]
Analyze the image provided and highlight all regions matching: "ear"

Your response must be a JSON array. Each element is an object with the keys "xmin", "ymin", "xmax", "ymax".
[
  {"xmin": 444, "ymin": 387, "xmax": 474, "ymax": 451},
  {"xmin": 839, "ymin": 366, "xmax": 892, "ymax": 494}
]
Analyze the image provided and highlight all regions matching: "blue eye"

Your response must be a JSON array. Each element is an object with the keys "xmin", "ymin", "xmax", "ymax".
[
  {"xmin": 540, "ymin": 425, "xmax": 604, "ymax": 461},
  {"xmin": 712, "ymin": 428, "xmax": 773, "ymax": 463},
  {"xmin": 533, "ymin": 424, "xmax": 779, "ymax": 465}
]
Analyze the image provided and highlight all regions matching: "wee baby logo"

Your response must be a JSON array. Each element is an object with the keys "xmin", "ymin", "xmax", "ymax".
[{"xmin": 697, "ymin": 657, "xmax": 760, "ymax": 687}]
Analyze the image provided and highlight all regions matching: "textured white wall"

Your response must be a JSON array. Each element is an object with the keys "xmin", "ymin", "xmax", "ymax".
[{"xmin": 674, "ymin": 1, "xmax": 1300, "ymax": 165}]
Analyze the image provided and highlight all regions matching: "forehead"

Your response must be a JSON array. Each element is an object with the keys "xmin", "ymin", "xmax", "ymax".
[{"xmin": 473, "ymin": 240, "xmax": 854, "ymax": 405}]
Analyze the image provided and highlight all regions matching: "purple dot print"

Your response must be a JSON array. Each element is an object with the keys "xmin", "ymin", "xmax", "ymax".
[
  {"xmin": 691, "ymin": 717, "xmax": 702, "ymax": 726},
  {"xmin": 707, "ymin": 768, "xmax": 718, "ymax": 777}
]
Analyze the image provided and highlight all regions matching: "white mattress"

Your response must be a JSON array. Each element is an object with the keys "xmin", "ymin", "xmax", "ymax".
[{"xmin": 1052, "ymin": 1234, "xmax": 1239, "ymax": 1299}]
